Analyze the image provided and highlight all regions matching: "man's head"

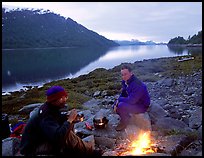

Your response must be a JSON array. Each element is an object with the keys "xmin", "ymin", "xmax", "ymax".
[
  {"xmin": 46, "ymin": 86, "xmax": 68, "ymax": 108},
  {"xmin": 121, "ymin": 65, "xmax": 133, "ymax": 82}
]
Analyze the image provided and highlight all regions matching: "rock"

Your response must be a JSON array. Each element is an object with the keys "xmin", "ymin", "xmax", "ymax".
[
  {"xmin": 82, "ymin": 98, "xmax": 101, "ymax": 113},
  {"xmin": 94, "ymin": 109, "xmax": 112, "ymax": 119},
  {"xmin": 194, "ymin": 94, "xmax": 202, "ymax": 106},
  {"xmin": 107, "ymin": 113, "xmax": 120, "ymax": 126},
  {"xmin": 155, "ymin": 135, "xmax": 186, "ymax": 155},
  {"xmin": 102, "ymin": 150, "xmax": 118, "ymax": 156},
  {"xmin": 170, "ymin": 135, "xmax": 197, "ymax": 156},
  {"xmin": 18, "ymin": 103, "xmax": 43, "ymax": 114},
  {"xmin": 123, "ymin": 125, "xmax": 144, "ymax": 140},
  {"xmin": 101, "ymin": 90, "xmax": 108, "ymax": 97},
  {"xmin": 197, "ymin": 125, "xmax": 202, "ymax": 140},
  {"xmin": 189, "ymin": 107, "xmax": 202, "ymax": 129},
  {"xmin": 2, "ymin": 137, "xmax": 21, "ymax": 156},
  {"xmin": 157, "ymin": 78, "xmax": 174, "ymax": 87},
  {"xmin": 139, "ymin": 153, "xmax": 171, "ymax": 156},
  {"xmin": 95, "ymin": 136, "xmax": 116, "ymax": 149},
  {"xmin": 196, "ymin": 151, "xmax": 202, "ymax": 156},
  {"xmin": 168, "ymin": 111, "xmax": 182, "ymax": 120},
  {"xmin": 148, "ymin": 102, "xmax": 168, "ymax": 124},
  {"xmin": 29, "ymin": 107, "xmax": 39, "ymax": 118},
  {"xmin": 154, "ymin": 117, "xmax": 192, "ymax": 135},
  {"xmin": 129, "ymin": 112, "xmax": 152, "ymax": 131},
  {"xmin": 82, "ymin": 135, "xmax": 95, "ymax": 150},
  {"xmin": 93, "ymin": 91, "xmax": 101, "ymax": 97}
]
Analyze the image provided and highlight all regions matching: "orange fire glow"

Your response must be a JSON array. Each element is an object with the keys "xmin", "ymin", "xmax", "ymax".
[{"xmin": 122, "ymin": 131, "xmax": 155, "ymax": 156}]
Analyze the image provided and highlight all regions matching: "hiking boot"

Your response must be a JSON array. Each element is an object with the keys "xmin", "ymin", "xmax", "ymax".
[{"xmin": 115, "ymin": 122, "xmax": 127, "ymax": 131}]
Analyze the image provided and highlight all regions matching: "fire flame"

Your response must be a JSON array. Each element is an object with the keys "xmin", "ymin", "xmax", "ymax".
[{"xmin": 126, "ymin": 131, "xmax": 154, "ymax": 155}]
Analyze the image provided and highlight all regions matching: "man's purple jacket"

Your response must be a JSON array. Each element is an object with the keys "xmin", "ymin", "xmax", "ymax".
[{"xmin": 118, "ymin": 74, "xmax": 150, "ymax": 111}]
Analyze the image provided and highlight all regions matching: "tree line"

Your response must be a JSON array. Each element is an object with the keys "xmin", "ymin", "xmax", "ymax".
[
  {"xmin": 2, "ymin": 8, "xmax": 118, "ymax": 49},
  {"xmin": 168, "ymin": 31, "xmax": 202, "ymax": 45}
]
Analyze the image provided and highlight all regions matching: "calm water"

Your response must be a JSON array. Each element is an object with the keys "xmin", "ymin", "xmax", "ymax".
[{"xmin": 2, "ymin": 45, "xmax": 202, "ymax": 93}]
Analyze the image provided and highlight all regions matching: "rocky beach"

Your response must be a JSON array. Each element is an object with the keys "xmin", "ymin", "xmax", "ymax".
[{"xmin": 2, "ymin": 54, "xmax": 202, "ymax": 156}]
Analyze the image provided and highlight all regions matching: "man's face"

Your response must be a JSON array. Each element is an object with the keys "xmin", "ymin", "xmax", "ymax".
[
  {"xmin": 56, "ymin": 95, "xmax": 68, "ymax": 108},
  {"xmin": 121, "ymin": 69, "xmax": 132, "ymax": 82}
]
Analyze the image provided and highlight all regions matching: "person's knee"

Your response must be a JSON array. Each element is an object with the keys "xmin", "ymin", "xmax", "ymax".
[
  {"xmin": 117, "ymin": 102, "xmax": 127, "ymax": 113},
  {"xmin": 118, "ymin": 102, "xmax": 127, "ymax": 108}
]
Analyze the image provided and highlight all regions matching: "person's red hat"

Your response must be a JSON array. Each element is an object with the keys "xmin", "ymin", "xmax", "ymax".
[{"xmin": 46, "ymin": 86, "xmax": 67, "ymax": 103}]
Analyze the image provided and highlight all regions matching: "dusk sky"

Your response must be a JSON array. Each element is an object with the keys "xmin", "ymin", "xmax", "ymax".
[{"xmin": 2, "ymin": 2, "xmax": 202, "ymax": 43}]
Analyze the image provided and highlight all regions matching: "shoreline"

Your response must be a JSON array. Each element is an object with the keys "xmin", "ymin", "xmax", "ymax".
[
  {"xmin": 2, "ymin": 53, "xmax": 202, "ymax": 116},
  {"xmin": 167, "ymin": 44, "xmax": 202, "ymax": 47},
  {"xmin": 2, "ymin": 54, "xmax": 196, "ymax": 95},
  {"xmin": 2, "ymin": 53, "xmax": 202, "ymax": 157}
]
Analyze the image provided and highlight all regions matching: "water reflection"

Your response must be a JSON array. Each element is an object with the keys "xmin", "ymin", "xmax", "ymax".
[
  {"xmin": 2, "ymin": 45, "xmax": 202, "ymax": 93},
  {"xmin": 188, "ymin": 47, "xmax": 202, "ymax": 56},
  {"xmin": 167, "ymin": 45, "xmax": 187, "ymax": 54},
  {"xmin": 2, "ymin": 47, "xmax": 110, "ymax": 91},
  {"xmin": 100, "ymin": 49, "xmax": 135, "ymax": 61},
  {"xmin": 167, "ymin": 45, "xmax": 202, "ymax": 55}
]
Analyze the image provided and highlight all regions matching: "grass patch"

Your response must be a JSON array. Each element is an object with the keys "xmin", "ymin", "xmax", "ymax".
[
  {"xmin": 66, "ymin": 90, "xmax": 91, "ymax": 110},
  {"xmin": 166, "ymin": 128, "xmax": 199, "ymax": 140}
]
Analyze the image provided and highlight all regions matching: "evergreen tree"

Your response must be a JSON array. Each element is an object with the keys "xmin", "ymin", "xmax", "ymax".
[
  {"xmin": 2, "ymin": 8, "xmax": 118, "ymax": 49},
  {"xmin": 168, "ymin": 36, "xmax": 187, "ymax": 44},
  {"xmin": 168, "ymin": 31, "xmax": 202, "ymax": 45}
]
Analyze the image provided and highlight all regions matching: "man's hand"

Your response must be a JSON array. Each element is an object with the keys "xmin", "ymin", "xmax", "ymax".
[{"xmin": 67, "ymin": 109, "xmax": 77, "ymax": 123}]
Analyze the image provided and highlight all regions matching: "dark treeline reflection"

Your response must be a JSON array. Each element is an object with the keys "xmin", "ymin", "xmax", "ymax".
[
  {"xmin": 2, "ymin": 47, "xmax": 110, "ymax": 87},
  {"xmin": 167, "ymin": 45, "xmax": 202, "ymax": 56},
  {"xmin": 187, "ymin": 47, "xmax": 202, "ymax": 56}
]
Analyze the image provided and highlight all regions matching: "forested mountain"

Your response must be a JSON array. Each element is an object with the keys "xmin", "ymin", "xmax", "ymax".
[
  {"xmin": 2, "ymin": 8, "xmax": 119, "ymax": 49},
  {"xmin": 168, "ymin": 30, "xmax": 202, "ymax": 45}
]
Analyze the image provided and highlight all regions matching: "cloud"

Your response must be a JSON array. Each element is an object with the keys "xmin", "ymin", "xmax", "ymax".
[{"xmin": 2, "ymin": 2, "xmax": 202, "ymax": 42}]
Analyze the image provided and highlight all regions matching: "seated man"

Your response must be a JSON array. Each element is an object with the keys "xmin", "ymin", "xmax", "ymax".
[
  {"xmin": 19, "ymin": 85, "xmax": 101, "ymax": 156},
  {"xmin": 113, "ymin": 65, "xmax": 150, "ymax": 131}
]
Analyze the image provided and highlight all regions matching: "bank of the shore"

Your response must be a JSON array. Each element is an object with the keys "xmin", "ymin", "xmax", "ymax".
[
  {"xmin": 2, "ymin": 53, "xmax": 202, "ymax": 156},
  {"xmin": 2, "ymin": 54, "xmax": 202, "ymax": 120},
  {"xmin": 167, "ymin": 44, "xmax": 202, "ymax": 47}
]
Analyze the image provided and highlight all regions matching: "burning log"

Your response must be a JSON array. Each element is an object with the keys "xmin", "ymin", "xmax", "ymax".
[
  {"xmin": 117, "ymin": 145, "xmax": 167, "ymax": 156},
  {"xmin": 114, "ymin": 130, "xmax": 168, "ymax": 156}
]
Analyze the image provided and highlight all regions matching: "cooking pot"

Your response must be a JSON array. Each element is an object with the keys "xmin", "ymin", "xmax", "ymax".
[{"xmin": 93, "ymin": 116, "xmax": 109, "ymax": 129}]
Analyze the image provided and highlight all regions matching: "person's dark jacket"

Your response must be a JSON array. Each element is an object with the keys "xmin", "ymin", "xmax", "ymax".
[
  {"xmin": 19, "ymin": 102, "xmax": 71, "ymax": 155},
  {"xmin": 118, "ymin": 74, "xmax": 150, "ymax": 110}
]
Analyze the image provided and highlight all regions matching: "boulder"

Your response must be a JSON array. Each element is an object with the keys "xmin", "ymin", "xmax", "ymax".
[
  {"xmin": 148, "ymin": 102, "xmax": 168, "ymax": 124},
  {"xmin": 82, "ymin": 135, "xmax": 95, "ymax": 150},
  {"xmin": 189, "ymin": 107, "xmax": 202, "ymax": 129},
  {"xmin": 129, "ymin": 112, "xmax": 152, "ymax": 131},
  {"xmin": 153, "ymin": 117, "xmax": 192, "ymax": 135},
  {"xmin": 95, "ymin": 136, "xmax": 116, "ymax": 149},
  {"xmin": 18, "ymin": 103, "xmax": 42, "ymax": 114},
  {"xmin": 2, "ymin": 137, "xmax": 21, "ymax": 156}
]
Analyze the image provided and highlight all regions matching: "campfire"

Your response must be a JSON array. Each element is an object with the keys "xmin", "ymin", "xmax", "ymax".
[{"xmin": 116, "ymin": 130, "xmax": 160, "ymax": 156}]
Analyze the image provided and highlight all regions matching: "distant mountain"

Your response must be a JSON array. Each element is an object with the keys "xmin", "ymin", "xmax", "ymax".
[
  {"xmin": 114, "ymin": 39, "xmax": 166, "ymax": 46},
  {"xmin": 2, "ymin": 8, "xmax": 119, "ymax": 49}
]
